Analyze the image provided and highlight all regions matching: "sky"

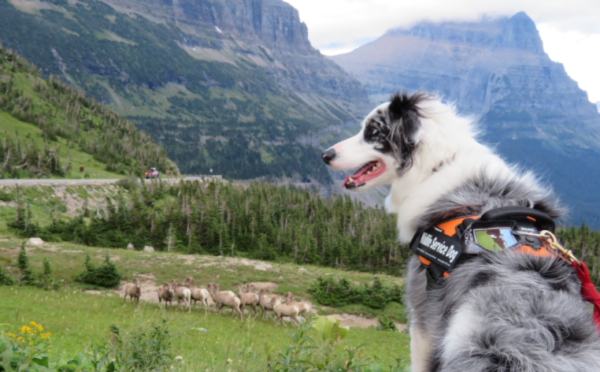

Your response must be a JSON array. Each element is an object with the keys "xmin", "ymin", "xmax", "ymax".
[{"xmin": 285, "ymin": 0, "xmax": 600, "ymax": 104}]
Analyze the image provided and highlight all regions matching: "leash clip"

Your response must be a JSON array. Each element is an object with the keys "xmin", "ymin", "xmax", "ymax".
[{"xmin": 539, "ymin": 230, "xmax": 580, "ymax": 265}]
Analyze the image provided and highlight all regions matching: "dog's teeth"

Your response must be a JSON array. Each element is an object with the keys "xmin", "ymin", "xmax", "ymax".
[
  {"xmin": 349, "ymin": 177, "xmax": 354, "ymax": 182},
  {"xmin": 376, "ymin": 162, "xmax": 381, "ymax": 167},
  {"xmin": 367, "ymin": 171, "xmax": 371, "ymax": 175}
]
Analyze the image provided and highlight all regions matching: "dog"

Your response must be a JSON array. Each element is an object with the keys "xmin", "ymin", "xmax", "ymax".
[{"xmin": 322, "ymin": 92, "xmax": 600, "ymax": 371}]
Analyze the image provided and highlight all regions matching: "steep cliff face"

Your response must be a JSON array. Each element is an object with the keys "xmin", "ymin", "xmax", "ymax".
[
  {"xmin": 331, "ymin": 12, "xmax": 600, "ymax": 148},
  {"xmin": 98, "ymin": 0, "xmax": 368, "ymax": 112},
  {"xmin": 331, "ymin": 12, "xmax": 600, "ymax": 226},
  {"xmin": 0, "ymin": 0, "xmax": 370, "ymax": 182}
]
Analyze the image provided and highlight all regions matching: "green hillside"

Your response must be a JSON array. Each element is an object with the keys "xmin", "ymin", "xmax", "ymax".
[
  {"xmin": 0, "ymin": 0, "xmax": 363, "ymax": 182},
  {"xmin": 0, "ymin": 46, "xmax": 177, "ymax": 178}
]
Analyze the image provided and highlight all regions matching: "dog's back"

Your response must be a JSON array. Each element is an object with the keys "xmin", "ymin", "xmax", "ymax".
[{"xmin": 407, "ymin": 252, "xmax": 600, "ymax": 371}]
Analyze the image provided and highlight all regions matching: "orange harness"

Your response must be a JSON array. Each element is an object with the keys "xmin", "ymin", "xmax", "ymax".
[
  {"xmin": 410, "ymin": 208, "xmax": 600, "ymax": 333},
  {"xmin": 415, "ymin": 214, "xmax": 557, "ymax": 279}
]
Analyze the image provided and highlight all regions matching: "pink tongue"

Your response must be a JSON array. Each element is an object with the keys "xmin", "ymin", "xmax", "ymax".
[{"xmin": 342, "ymin": 161, "xmax": 376, "ymax": 188}]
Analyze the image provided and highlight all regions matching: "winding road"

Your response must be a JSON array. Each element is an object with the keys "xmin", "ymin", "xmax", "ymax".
[{"xmin": 0, "ymin": 177, "xmax": 213, "ymax": 186}]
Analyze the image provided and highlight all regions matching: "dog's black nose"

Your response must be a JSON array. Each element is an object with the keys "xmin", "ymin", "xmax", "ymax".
[{"xmin": 321, "ymin": 148, "xmax": 336, "ymax": 164}]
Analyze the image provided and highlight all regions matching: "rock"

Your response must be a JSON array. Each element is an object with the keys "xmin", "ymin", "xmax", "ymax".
[
  {"xmin": 143, "ymin": 246, "xmax": 155, "ymax": 252},
  {"xmin": 126, "ymin": 243, "xmax": 134, "ymax": 250},
  {"xmin": 27, "ymin": 238, "xmax": 44, "ymax": 246}
]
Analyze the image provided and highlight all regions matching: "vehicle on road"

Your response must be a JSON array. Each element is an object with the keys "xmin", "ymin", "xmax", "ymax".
[{"xmin": 144, "ymin": 167, "xmax": 161, "ymax": 179}]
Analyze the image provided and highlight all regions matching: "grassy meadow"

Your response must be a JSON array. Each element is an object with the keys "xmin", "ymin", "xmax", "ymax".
[{"xmin": 0, "ymin": 236, "xmax": 411, "ymax": 370}]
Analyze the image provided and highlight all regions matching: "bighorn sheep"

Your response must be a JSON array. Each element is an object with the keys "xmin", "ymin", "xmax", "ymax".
[
  {"xmin": 157, "ymin": 282, "xmax": 175, "ymax": 307},
  {"xmin": 271, "ymin": 296, "xmax": 300, "ymax": 327},
  {"xmin": 171, "ymin": 279, "xmax": 192, "ymax": 312},
  {"xmin": 183, "ymin": 277, "xmax": 210, "ymax": 314},
  {"xmin": 207, "ymin": 283, "xmax": 243, "ymax": 321},
  {"xmin": 258, "ymin": 288, "xmax": 277, "ymax": 320},
  {"xmin": 236, "ymin": 284, "xmax": 259, "ymax": 318},
  {"xmin": 283, "ymin": 292, "xmax": 312, "ymax": 318},
  {"xmin": 123, "ymin": 278, "xmax": 141, "ymax": 305}
]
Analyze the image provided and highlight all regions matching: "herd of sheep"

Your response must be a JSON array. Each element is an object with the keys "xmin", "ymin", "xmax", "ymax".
[{"xmin": 123, "ymin": 277, "xmax": 313, "ymax": 326}]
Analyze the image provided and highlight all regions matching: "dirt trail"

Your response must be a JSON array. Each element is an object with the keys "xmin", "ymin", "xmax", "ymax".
[{"xmin": 326, "ymin": 313, "xmax": 406, "ymax": 331}]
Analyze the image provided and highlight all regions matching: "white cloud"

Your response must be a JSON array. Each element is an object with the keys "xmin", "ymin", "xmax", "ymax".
[{"xmin": 285, "ymin": 0, "xmax": 600, "ymax": 102}]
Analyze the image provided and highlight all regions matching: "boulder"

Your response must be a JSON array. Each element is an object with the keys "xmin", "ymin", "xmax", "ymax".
[
  {"xmin": 126, "ymin": 243, "xmax": 134, "ymax": 250},
  {"xmin": 143, "ymin": 246, "xmax": 155, "ymax": 252},
  {"xmin": 27, "ymin": 237, "xmax": 44, "ymax": 246}
]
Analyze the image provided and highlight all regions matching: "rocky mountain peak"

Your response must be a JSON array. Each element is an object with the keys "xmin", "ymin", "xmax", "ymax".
[
  {"xmin": 389, "ymin": 12, "xmax": 544, "ymax": 55},
  {"xmin": 498, "ymin": 12, "xmax": 544, "ymax": 54}
]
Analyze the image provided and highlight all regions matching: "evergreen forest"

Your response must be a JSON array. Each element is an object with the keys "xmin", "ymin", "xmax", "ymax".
[{"xmin": 7, "ymin": 181, "xmax": 403, "ymax": 275}]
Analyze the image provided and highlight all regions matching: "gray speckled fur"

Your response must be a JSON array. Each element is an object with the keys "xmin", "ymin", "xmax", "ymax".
[
  {"xmin": 406, "ymin": 249, "xmax": 600, "ymax": 371},
  {"xmin": 406, "ymin": 171, "xmax": 600, "ymax": 371},
  {"xmin": 412, "ymin": 168, "xmax": 567, "ymax": 232}
]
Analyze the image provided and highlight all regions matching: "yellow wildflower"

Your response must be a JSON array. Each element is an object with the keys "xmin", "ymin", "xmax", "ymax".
[
  {"xmin": 46, "ymin": 332, "xmax": 51, "ymax": 338},
  {"xmin": 21, "ymin": 326, "xmax": 31, "ymax": 334},
  {"xmin": 17, "ymin": 337, "xmax": 23, "ymax": 341},
  {"xmin": 37, "ymin": 325, "xmax": 44, "ymax": 332},
  {"xmin": 30, "ymin": 321, "xmax": 37, "ymax": 327},
  {"xmin": 8, "ymin": 333, "xmax": 15, "ymax": 338}
]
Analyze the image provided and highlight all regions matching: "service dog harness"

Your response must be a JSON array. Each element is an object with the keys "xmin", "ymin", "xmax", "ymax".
[{"xmin": 410, "ymin": 206, "xmax": 600, "ymax": 332}]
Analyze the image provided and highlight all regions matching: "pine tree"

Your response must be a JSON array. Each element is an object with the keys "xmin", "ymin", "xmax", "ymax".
[
  {"xmin": 43, "ymin": 258, "xmax": 51, "ymax": 277},
  {"xmin": 0, "ymin": 264, "xmax": 14, "ymax": 286},
  {"xmin": 17, "ymin": 242, "xmax": 35, "ymax": 286}
]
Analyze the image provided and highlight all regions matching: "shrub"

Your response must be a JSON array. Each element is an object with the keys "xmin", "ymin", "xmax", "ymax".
[
  {"xmin": 0, "ymin": 264, "xmax": 14, "ymax": 286},
  {"xmin": 267, "ymin": 317, "xmax": 406, "ymax": 371},
  {"xmin": 0, "ymin": 321, "xmax": 175, "ymax": 372},
  {"xmin": 38, "ymin": 258, "xmax": 61, "ymax": 291},
  {"xmin": 116, "ymin": 175, "xmax": 140, "ymax": 191},
  {"xmin": 110, "ymin": 320, "xmax": 174, "ymax": 371},
  {"xmin": 377, "ymin": 315, "xmax": 398, "ymax": 332},
  {"xmin": 17, "ymin": 242, "xmax": 36, "ymax": 286},
  {"xmin": 0, "ymin": 321, "xmax": 52, "ymax": 371},
  {"xmin": 0, "ymin": 189, "xmax": 13, "ymax": 201},
  {"xmin": 309, "ymin": 276, "xmax": 403, "ymax": 309},
  {"xmin": 76, "ymin": 253, "xmax": 121, "ymax": 288}
]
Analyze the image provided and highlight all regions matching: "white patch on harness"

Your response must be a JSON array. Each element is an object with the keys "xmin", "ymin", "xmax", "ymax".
[{"xmin": 420, "ymin": 232, "xmax": 460, "ymax": 262}]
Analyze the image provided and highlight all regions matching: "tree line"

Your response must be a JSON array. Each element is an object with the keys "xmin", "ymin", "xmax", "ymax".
[
  {"xmin": 8, "ymin": 181, "xmax": 404, "ymax": 275},
  {"xmin": 6, "ymin": 180, "xmax": 600, "ymax": 282}
]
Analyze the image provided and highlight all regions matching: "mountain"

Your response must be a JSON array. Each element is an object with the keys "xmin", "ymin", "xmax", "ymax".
[
  {"xmin": 331, "ymin": 12, "xmax": 600, "ymax": 226},
  {"xmin": 0, "ymin": 0, "xmax": 370, "ymax": 183},
  {"xmin": 0, "ymin": 45, "xmax": 177, "ymax": 179}
]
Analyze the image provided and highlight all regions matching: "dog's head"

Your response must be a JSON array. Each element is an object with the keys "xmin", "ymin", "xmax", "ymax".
[{"xmin": 322, "ymin": 92, "xmax": 429, "ymax": 191}]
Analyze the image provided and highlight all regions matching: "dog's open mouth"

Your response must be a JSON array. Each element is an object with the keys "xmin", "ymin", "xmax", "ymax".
[{"xmin": 342, "ymin": 160, "xmax": 385, "ymax": 189}]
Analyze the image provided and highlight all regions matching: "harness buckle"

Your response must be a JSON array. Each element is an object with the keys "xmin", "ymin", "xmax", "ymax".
[{"xmin": 539, "ymin": 230, "xmax": 580, "ymax": 265}]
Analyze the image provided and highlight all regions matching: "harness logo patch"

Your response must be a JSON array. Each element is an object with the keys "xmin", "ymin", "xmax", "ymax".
[
  {"xmin": 411, "ymin": 226, "xmax": 463, "ymax": 269},
  {"xmin": 420, "ymin": 233, "xmax": 460, "ymax": 262}
]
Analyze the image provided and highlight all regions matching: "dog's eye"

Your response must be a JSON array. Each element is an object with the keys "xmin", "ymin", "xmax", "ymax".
[{"xmin": 372, "ymin": 129, "xmax": 378, "ymax": 135}]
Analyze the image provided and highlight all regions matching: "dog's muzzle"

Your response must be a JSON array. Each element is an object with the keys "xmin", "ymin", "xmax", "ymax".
[{"xmin": 321, "ymin": 148, "xmax": 336, "ymax": 165}]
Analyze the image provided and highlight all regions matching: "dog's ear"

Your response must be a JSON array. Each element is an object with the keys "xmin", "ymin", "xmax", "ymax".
[{"xmin": 388, "ymin": 92, "xmax": 427, "ymax": 175}]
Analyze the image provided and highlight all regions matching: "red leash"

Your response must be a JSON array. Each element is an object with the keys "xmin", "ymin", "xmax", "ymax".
[
  {"xmin": 540, "ymin": 231, "xmax": 600, "ymax": 333},
  {"xmin": 572, "ymin": 261, "xmax": 600, "ymax": 331}
]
